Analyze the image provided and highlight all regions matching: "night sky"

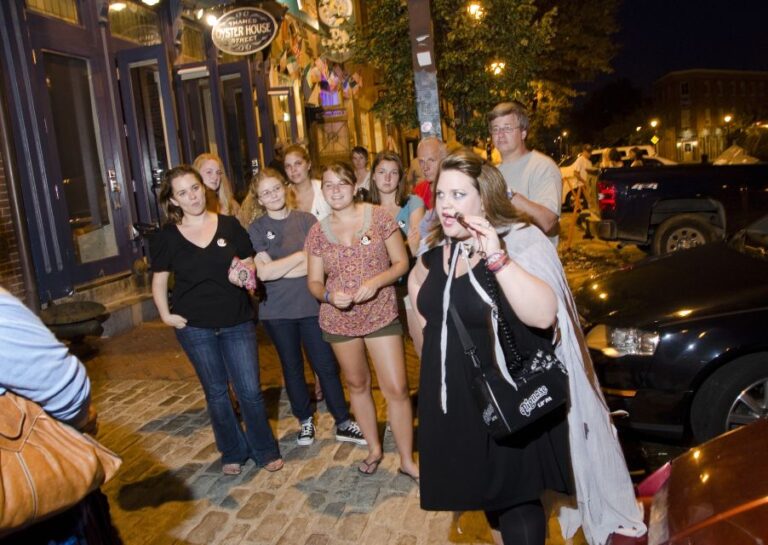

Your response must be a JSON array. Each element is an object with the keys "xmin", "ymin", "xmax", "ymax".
[{"xmin": 599, "ymin": 0, "xmax": 768, "ymax": 91}]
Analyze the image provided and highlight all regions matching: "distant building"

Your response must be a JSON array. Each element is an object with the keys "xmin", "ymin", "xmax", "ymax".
[{"xmin": 653, "ymin": 69, "xmax": 768, "ymax": 162}]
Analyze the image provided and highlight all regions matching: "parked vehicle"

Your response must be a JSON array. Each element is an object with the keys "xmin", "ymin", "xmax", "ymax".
[
  {"xmin": 560, "ymin": 147, "xmax": 674, "ymax": 211},
  {"xmin": 636, "ymin": 419, "xmax": 768, "ymax": 545},
  {"xmin": 575, "ymin": 215, "xmax": 768, "ymax": 444},
  {"xmin": 588, "ymin": 161, "xmax": 768, "ymax": 254}
]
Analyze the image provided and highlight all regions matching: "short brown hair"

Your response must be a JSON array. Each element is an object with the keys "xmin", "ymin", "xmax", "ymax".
[
  {"xmin": 159, "ymin": 165, "xmax": 204, "ymax": 225},
  {"xmin": 322, "ymin": 161, "xmax": 356, "ymax": 187},
  {"xmin": 425, "ymin": 149, "xmax": 529, "ymax": 248},
  {"xmin": 487, "ymin": 101, "xmax": 530, "ymax": 131}
]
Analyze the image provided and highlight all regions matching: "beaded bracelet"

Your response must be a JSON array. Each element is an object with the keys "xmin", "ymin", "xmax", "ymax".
[
  {"xmin": 485, "ymin": 249, "xmax": 506, "ymax": 267},
  {"xmin": 486, "ymin": 250, "xmax": 510, "ymax": 273},
  {"xmin": 489, "ymin": 257, "xmax": 510, "ymax": 274},
  {"xmin": 324, "ymin": 290, "xmax": 331, "ymax": 303}
]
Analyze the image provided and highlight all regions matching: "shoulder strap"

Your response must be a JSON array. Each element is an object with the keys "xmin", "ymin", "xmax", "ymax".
[{"xmin": 448, "ymin": 304, "xmax": 475, "ymax": 355}]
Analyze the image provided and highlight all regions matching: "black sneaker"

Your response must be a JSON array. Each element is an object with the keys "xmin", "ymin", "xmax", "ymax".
[
  {"xmin": 297, "ymin": 420, "xmax": 315, "ymax": 446},
  {"xmin": 335, "ymin": 421, "xmax": 367, "ymax": 445}
]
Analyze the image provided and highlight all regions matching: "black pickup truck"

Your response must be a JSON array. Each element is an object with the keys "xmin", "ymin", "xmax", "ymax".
[{"xmin": 587, "ymin": 163, "xmax": 768, "ymax": 254}]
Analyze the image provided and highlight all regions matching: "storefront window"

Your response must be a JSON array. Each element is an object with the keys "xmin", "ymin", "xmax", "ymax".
[
  {"xmin": 109, "ymin": 2, "xmax": 161, "ymax": 45},
  {"xmin": 43, "ymin": 52, "xmax": 119, "ymax": 264},
  {"xmin": 180, "ymin": 23, "xmax": 205, "ymax": 63},
  {"xmin": 26, "ymin": 0, "xmax": 79, "ymax": 24}
]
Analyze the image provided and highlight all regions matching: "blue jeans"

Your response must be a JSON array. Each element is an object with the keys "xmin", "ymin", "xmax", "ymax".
[
  {"xmin": 175, "ymin": 321, "xmax": 280, "ymax": 465},
  {"xmin": 262, "ymin": 317, "xmax": 350, "ymax": 426}
]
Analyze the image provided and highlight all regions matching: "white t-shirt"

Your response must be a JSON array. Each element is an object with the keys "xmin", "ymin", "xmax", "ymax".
[
  {"xmin": 498, "ymin": 150, "xmax": 562, "ymax": 245},
  {"xmin": 310, "ymin": 179, "xmax": 331, "ymax": 221},
  {"xmin": 572, "ymin": 154, "xmax": 592, "ymax": 184}
]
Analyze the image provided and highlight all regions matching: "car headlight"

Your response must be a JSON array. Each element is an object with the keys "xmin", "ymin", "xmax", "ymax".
[{"xmin": 585, "ymin": 324, "xmax": 660, "ymax": 357}]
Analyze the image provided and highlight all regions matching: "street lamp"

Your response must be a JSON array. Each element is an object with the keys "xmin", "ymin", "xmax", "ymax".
[
  {"xmin": 488, "ymin": 61, "xmax": 505, "ymax": 76},
  {"xmin": 650, "ymin": 119, "xmax": 659, "ymax": 129},
  {"xmin": 636, "ymin": 126, "xmax": 642, "ymax": 132},
  {"xmin": 723, "ymin": 114, "xmax": 733, "ymax": 146},
  {"xmin": 467, "ymin": 2, "xmax": 484, "ymax": 19}
]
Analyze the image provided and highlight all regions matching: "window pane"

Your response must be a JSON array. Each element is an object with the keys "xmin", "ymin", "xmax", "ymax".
[
  {"xmin": 43, "ymin": 52, "xmax": 119, "ymax": 264},
  {"xmin": 108, "ymin": 2, "xmax": 161, "ymax": 45},
  {"xmin": 26, "ymin": 0, "xmax": 79, "ymax": 24}
]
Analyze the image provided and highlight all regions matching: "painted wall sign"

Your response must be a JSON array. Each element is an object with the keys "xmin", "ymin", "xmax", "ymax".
[{"xmin": 212, "ymin": 7, "xmax": 278, "ymax": 55}]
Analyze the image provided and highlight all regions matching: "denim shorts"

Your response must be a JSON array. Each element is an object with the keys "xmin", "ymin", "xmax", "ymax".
[{"xmin": 321, "ymin": 318, "xmax": 403, "ymax": 344}]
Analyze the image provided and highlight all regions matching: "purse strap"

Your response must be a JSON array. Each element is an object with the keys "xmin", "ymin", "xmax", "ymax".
[
  {"xmin": 448, "ymin": 303, "xmax": 475, "ymax": 356},
  {"xmin": 482, "ymin": 264, "xmax": 525, "ymax": 370}
]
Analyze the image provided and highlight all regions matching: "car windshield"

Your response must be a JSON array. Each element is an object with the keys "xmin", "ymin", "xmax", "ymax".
[
  {"xmin": 731, "ymin": 214, "xmax": 768, "ymax": 259},
  {"xmin": 558, "ymin": 155, "xmax": 577, "ymax": 167}
]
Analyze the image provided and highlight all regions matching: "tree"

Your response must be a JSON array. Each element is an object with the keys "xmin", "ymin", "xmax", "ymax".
[{"xmin": 351, "ymin": 0, "xmax": 619, "ymax": 144}]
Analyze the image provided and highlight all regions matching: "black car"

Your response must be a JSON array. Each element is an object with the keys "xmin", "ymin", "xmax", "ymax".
[{"xmin": 574, "ymin": 215, "xmax": 768, "ymax": 444}]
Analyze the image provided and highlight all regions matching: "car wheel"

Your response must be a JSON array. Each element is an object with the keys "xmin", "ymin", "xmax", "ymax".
[
  {"xmin": 651, "ymin": 214, "xmax": 714, "ymax": 255},
  {"xmin": 690, "ymin": 355, "xmax": 768, "ymax": 443}
]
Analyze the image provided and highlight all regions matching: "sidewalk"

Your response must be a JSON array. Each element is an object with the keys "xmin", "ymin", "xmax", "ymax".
[{"xmin": 84, "ymin": 213, "xmax": 629, "ymax": 545}]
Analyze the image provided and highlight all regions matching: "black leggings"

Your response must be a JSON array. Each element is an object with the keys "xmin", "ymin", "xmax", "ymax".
[{"xmin": 485, "ymin": 501, "xmax": 546, "ymax": 545}]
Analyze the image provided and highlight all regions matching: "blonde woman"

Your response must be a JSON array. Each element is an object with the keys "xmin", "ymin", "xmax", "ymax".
[
  {"xmin": 246, "ymin": 168, "xmax": 365, "ymax": 447},
  {"xmin": 193, "ymin": 153, "xmax": 240, "ymax": 217},
  {"xmin": 305, "ymin": 162, "xmax": 419, "ymax": 481}
]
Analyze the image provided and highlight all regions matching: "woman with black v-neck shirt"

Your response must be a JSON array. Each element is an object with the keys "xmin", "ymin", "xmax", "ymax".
[{"xmin": 150, "ymin": 165, "xmax": 282, "ymax": 476}]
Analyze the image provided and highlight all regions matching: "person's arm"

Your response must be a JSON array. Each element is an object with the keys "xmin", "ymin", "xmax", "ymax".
[
  {"xmin": 0, "ymin": 290, "xmax": 92, "ymax": 428},
  {"xmin": 255, "ymin": 251, "xmax": 306, "ymax": 281},
  {"xmin": 353, "ymin": 230, "xmax": 410, "ymax": 304},
  {"xmin": 510, "ymin": 193, "xmax": 560, "ymax": 236},
  {"xmin": 461, "ymin": 216, "xmax": 557, "ymax": 329},
  {"xmin": 407, "ymin": 203, "xmax": 426, "ymax": 255},
  {"xmin": 307, "ymin": 252, "xmax": 354, "ymax": 309},
  {"xmin": 407, "ymin": 257, "xmax": 429, "ymax": 354},
  {"xmin": 151, "ymin": 271, "xmax": 188, "ymax": 328}
]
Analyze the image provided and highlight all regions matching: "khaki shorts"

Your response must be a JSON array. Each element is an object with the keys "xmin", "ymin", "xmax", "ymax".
[{"xmin": 322, "ymin": 319, "xmax": 403, "ymax": 344}]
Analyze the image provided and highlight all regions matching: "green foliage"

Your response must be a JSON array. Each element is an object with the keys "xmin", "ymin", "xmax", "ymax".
[
  {"xmin": 352, "ymin": 0, "xmax": 619, "ymax": 143},
  {"xmin": 350, "ymin": 0, "xmax": 417, "ymax": 128}
]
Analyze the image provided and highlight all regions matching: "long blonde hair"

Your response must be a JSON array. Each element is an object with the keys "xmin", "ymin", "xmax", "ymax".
[
  {"xmin": 238, "ymin": 168, "xmax": 296, "ymax": 227},
  {"xmin": 193, "ymin": 153, "xmax": 238, "ymax": 216}
]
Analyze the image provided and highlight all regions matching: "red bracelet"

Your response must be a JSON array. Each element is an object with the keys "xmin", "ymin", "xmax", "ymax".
[
  {"xmin": 489, "ymin": 257, "xmax": 510, "ymax": 274},
  {"xmin": 486, "ymin": 250, "xmax": 510, "ymax": 273}
]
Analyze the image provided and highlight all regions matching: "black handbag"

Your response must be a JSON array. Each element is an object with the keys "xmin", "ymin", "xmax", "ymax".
[{"xmin": 448, "ymin": 269, "xmax": 569, "ymax": 440}]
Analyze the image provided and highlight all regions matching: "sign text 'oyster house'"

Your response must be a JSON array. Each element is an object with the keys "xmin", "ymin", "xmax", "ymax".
[{"xmin": 211, "ymin": 8, "xmax": 278, "ymax": 55}]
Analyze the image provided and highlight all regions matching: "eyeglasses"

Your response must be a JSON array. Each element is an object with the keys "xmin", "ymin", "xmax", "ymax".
[
  {"xmin": 490, "ymin": 125, "xmax": 522, "ymax": 135},
  {"xmin": 258, "ymin": 186, "xmax": 283, "ymax": 198}
]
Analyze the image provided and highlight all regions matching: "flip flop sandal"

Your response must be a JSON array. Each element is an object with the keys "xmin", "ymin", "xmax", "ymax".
[
  {"xmin": 264, "ymin": 458, "xmax": 284, "ymax": 472},
  {"xmin": 398, "ymin": 468, "xmax": 420, "ymax": 485},
  {"xmin": 358, "ymin": 457, "xmax": 383, "ymax": 475},
  {"xmin": 222, "ymin": 463, "xmax": 242, "ymax": 476}
]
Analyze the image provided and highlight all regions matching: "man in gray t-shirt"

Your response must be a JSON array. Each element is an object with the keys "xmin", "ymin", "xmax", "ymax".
[{"xmin": 489, "ymin": 101, "xmax": 562, "ymax": 246}]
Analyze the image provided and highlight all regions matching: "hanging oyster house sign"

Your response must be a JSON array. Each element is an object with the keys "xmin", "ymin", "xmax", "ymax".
[{"xmin": 211, "ymin": 7, "xmax": 278, "ymax": 55}]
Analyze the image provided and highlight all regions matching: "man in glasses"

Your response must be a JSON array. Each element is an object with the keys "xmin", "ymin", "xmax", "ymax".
[{"xmin": 489, "ymin": 101, "xmax": 562, "ymax": 245}]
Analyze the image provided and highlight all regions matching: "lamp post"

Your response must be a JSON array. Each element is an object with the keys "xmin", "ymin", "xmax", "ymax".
[
  {"xmin": 561, "ymin": 130, "xmax": 568, "ymax": 156},
  {"xmin": 649, "ymin": 119, "xmax": 660, "ymax": 154},
  {"xmin": 723, "ymin": 114, "xmax": 733, "ymax": 147}
]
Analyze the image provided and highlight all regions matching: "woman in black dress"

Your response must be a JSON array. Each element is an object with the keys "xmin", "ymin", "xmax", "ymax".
[{"xmin": 408, "ymin": 150, "xmax": 572, "ymax": 545}]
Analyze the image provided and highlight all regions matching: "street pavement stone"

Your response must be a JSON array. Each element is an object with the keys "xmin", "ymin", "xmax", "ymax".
[{"xmin": 80, "ymin": 213, "xmax": 625, "ymax": 544}]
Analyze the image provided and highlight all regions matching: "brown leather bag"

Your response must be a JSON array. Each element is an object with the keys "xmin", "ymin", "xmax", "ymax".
[{"xmin": 0, "ymin": 391, "xmax": 122, "ymax": 536}]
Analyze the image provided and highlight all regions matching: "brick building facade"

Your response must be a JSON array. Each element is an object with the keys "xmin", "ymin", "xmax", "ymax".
[
  {"xmin": 653, "ymin": 69, "xmax": 768, "ymax": 162},
  {"xmin": 0, "ymin": 152, "xmax": 26, "ymax": 300}
]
